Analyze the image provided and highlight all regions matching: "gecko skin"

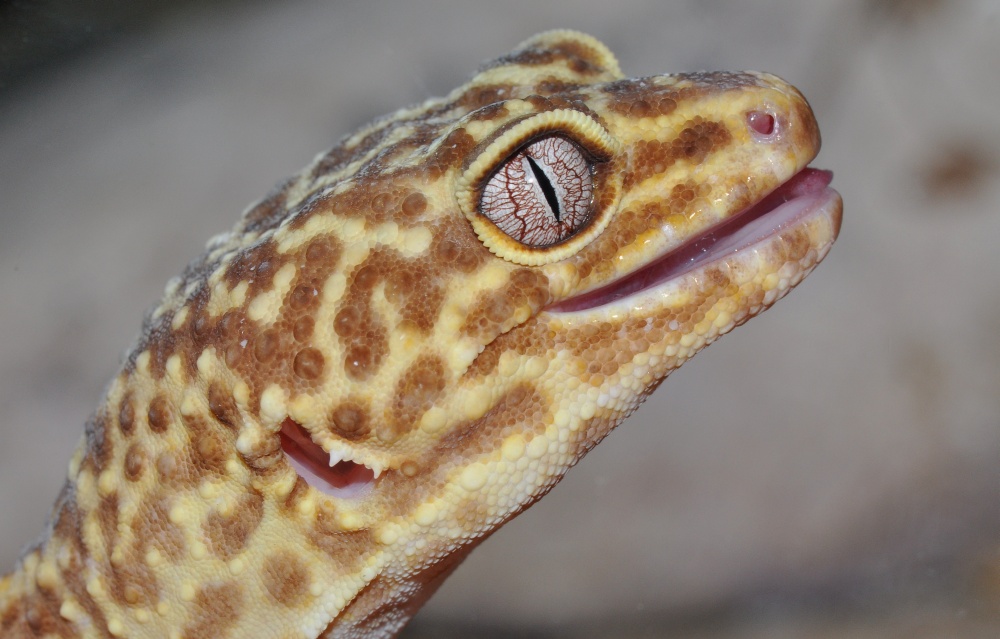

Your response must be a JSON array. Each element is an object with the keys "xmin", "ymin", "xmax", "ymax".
[{"xmin": 0, "ymin": 31, "xmax": 841, "ymax": 638}]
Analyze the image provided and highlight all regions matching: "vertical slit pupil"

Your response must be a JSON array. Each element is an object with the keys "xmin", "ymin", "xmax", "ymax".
[{"xmin": 525, "ymin": 155, "xmax": 562, "ymax": 222}]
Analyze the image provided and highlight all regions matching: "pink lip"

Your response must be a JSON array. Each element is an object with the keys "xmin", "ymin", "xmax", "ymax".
[{"xmin": 548, "ymin": 168, "xmax": 838, "ymax": 313}]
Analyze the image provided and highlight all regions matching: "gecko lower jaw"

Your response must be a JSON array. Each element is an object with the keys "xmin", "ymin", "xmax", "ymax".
[{"xmin": 547, "ymin": 168, "xmax": 842, "ymax": 313}]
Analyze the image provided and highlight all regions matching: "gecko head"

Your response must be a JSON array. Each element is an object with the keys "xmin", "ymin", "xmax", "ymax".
[
  {"xmin": 260, "ymin": 31, "xmax": 839, "ymax": 521},
  {"xmin": 118, "ymin": 31, "xmax": 839, "ymax": 625}
]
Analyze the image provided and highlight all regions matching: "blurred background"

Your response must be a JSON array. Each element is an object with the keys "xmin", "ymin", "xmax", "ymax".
[{"xmin": 1, "ymin": 0, "xmax": 998, "ymax": 636}]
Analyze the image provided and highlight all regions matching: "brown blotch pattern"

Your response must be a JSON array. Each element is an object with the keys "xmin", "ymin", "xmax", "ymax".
[
  {"xmin": 96, "ymin": 494, "xmax": 120, "ymax": 558},
  {"xmin": 223, "ymin": 238, "xmax": 287, "ymax": 300},
  {"xmin": 185, "ymin": 415, "xmax": 231, "ymax": 474},
  {"xmin": 82, "ymin": 414, "xmax": 112, "ymax": 472},
  {"xmin": 181, "ymin": 582, "xmax": 243, "ymax": 639},
  {"xmin": 307, "ymin": 506, "xmax": 375, "ymax": 564},
  {"xmin": 457, "ymin": 85, "xmax": 514, "ymax": 111},
  {"xmin": 240, "ymin": 178, "xmax": 294, "ymax": 234},
  {"xmin": 429, "ymin": 218, "xmax": 489, "ymax": 274},
  {"xmin": 203, "ymin": 491, "xmax": 265, "ymax": 560},
  {"xmin": 494, "ymin": 39, "xmax": 609, "ymax": 76},
  {"xmin": 262, "ymin": 551, "xmax": 311, "ymax": 607},
  {"xmin": 624, "ymin": 117, "xmax": 732, "ymax": 190},
  {"xmin": 426, "ymin": 128, "xmax": 476, "ymax": 178},
  {"xmin": 437, "ymin": 386, "xmax": 543, "ymax": 461},
  {"xmin": 381, "ymin": 356, "xmax": 447, "ymax": 443},
  {"xmin": 461, "ymin": 268, "xmax": 551, "ymax": 340},
  {"xmin": 4, "ymin": 590, "xmax": 70, "ymax": 638},
  {"xmin": 107, "ymin": 557, "xmax": 159, "ymax": 609},
  {"xmin": 334, "ymin": 244, "xmax": 451, "ymax": 381},
  {"xmin": 133, "ymin": 494, "xmax": 186, "ymax": 561}
]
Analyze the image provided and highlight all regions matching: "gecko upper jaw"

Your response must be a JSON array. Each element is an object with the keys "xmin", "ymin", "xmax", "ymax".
[{"xmin": 546, "ymin": 168, "xmax": 840, "ymax": 314}]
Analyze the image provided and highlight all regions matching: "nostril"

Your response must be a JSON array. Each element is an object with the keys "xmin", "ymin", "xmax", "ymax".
[{"xmin": 747, "ymin": 111, "xmax": 776, "ymax": 137}]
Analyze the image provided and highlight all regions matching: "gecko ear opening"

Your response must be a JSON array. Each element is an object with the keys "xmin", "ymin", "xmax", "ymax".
[{"xmin": 456, "ymin": 109, "xmax": 623, "ymax": 266}]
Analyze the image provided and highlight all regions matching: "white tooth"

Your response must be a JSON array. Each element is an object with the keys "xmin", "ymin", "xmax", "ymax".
[
  {"xmin": 329, "ymin": 450, "xmax": 345, "ymax": 467},
  {"xmin": 370, "ymin": 462, "xmax": 383, "ymax": 478}
]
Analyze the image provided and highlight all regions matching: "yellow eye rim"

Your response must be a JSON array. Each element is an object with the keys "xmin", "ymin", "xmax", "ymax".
[{"xmin": 456, "ymin": 108, "xmax": 622, "ymax": 266}]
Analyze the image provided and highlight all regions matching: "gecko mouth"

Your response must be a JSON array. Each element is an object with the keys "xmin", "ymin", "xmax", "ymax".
[
  {"xmin": 279, "ymin": 418, "xmax": 378, "ymax": 499},
  {"xmin": 547, "ymin": 168, "xmax": 840, "ymax": 313}
]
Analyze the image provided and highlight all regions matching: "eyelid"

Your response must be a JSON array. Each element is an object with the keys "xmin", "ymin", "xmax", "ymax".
[{"xmin": 456, "ymin": 109, "xmax": 623, "ymax": 266}]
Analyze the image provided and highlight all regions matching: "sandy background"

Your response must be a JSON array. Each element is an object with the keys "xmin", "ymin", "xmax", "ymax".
[{"xmin": 1, "ymin": 0, "xmax": 999, "ymax": 636}]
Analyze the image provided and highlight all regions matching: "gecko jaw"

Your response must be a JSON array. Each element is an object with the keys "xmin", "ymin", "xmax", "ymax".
[
  {"xmin": 547, "ymin": 168, "xmax": 840, "ymax": 313},
  {"xmin": 279, "ymin": 418, "xmax": 380, "ymax": 499}
]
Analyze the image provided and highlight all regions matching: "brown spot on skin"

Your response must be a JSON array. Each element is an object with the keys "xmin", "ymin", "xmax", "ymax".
[
  {"xmin": 203, "ymin": 491, "xmax": 264, "ymax": 560},
  {"xmin": 289, "ymin": 284, "xmax": 316, "ymax": 311},
  {"xmin": 124, "ymin": 444, "xmax": 146, "ymax": 482},
  {"xmin": 344, "ymin": 343, "xmax": 381, "ymax": 381},
  {"xmin": 208, "ymin": 383, "xmax": 240, "ymax": 430},
  {"xmin": 293, "ymin": 347, "xmax": 325, "ymax": 380},
  {"xmin": 334, "ymin": 306, "xmax": 361, "ymax": 337},
  {"xmin": 147, "ymin": 396, "xmax": 170, "ymax": 433},
  {"xmin": 329, "ymin": 402, "xmax": 370, "ymax": 440},
  {"xmin": 253, "ymin": 328, "xmax": 281, "ymax": 362},
  {"xmin": 156, "ymin": 452, "xmax": 179, "ymax": 482},
  {"xmin": 401, "ymin": 192, "xmax": 427, "ymax": 217},
  {"xmin": 292, "ymin": 316, "xmax": 314, "ymax": 342},
  {"xmin": 181, "ymin": 582, "xmax": 243, "ymax": 639},
  {"xmin": 262, "ymin": 552, "xmax": 310, "ymax": 607},
  {"xmin": 118, "ymin": 394, "xmax": 135, "ymax": 436}
]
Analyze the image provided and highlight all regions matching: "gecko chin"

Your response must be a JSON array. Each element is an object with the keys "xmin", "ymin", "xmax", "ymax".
[
  {"xmin": 547, "ymin": 168, "xmax": 841, "ymax": 314},
  {"xmin": 279, "ymin": 418, "xmax": 379, "ymax": 499}
]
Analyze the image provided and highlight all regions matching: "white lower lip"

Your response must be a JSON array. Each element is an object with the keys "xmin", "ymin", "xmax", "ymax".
[{"xmin": 547, "ymin": 170, "xmax": 840, "ymax": 314}]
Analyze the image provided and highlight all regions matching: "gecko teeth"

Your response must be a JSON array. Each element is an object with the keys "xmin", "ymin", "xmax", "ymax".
[{"xmin": 279, "ymin": 418, "xmax": 380, "ymax": 499}]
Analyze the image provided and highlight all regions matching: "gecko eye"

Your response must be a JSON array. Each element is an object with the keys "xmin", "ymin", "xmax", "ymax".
[
  {"xmin": 480, "ymin": 136, "xmax": 594, "ymax": 248},
  {"xmin": 456, "ymin": 108, "xmax": 622, "ymax": 265}
]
